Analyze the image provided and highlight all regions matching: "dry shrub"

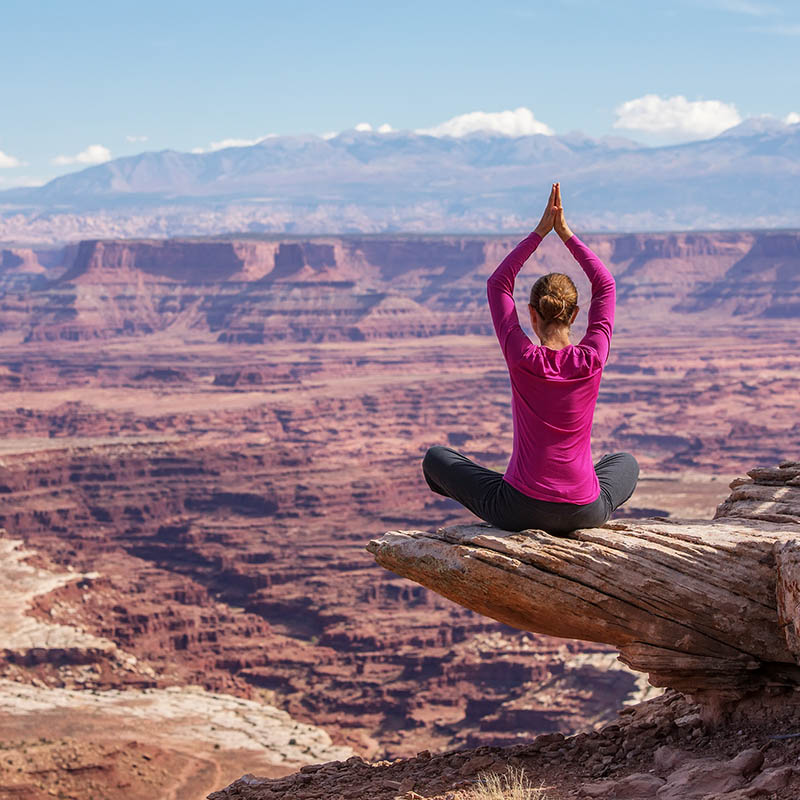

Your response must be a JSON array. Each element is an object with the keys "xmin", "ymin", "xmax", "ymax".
[{"xmin": 453, "ymin": 765, "xmax": 547, "ymax": 800}]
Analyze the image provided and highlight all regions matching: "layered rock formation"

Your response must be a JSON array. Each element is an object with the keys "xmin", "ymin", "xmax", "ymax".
[
  {"xmin": 0, "ymin": 248, "xmax": 46, "ymax": 275},
  {"xmin": 368, "ymin": 462, "xmax": 800, "ymax": 701},
  {"xmin": 0, "ymin": 528, "xmax": 350, "ymax": 799},
  {"xmin": 0, "ymin": 536, "xmax": 124, "ymax": 671},
  {"xmin": 0, "ymin": 291, "xmax": 796, "ymax": 761},
  {"xmin": 0, "ymin": 230, "xmax": 797, "ymax": 342},
  {"xmin": 0, "ymin": 247, "xmax": 51, "ymax": 293},
  {"xmin": 0, "ymin": 435, "xmax": 649, "ymax": 758},
  {"xmin": 715, "ymin": 463, "xmax": 800, "ymax": 524}
]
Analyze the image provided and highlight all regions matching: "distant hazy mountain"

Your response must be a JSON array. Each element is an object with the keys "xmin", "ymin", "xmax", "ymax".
[{"xmin": 1, "ymin": 120, "xmax": 798, "ymax": 243}]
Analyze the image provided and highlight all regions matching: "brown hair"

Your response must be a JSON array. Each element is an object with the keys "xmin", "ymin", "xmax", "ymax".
[{"xmin": 530, "ymin": 273, "xmax": 578, "ymax": 326}]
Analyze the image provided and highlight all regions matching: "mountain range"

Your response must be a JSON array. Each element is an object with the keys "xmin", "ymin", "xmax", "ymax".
[{"xmin": 1, "ymin": 118, "xmax": 798, "ymax": 244}]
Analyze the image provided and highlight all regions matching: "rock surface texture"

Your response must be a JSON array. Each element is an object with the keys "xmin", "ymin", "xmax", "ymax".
[{"xmin": 368, "ymin": 462, "xmax": 800, "ymax": 699}]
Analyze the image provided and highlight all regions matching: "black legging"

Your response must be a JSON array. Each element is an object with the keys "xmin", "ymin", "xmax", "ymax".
[{"xmin": 422, "ymin": 446, "xmax": 639, "ymax": 534}]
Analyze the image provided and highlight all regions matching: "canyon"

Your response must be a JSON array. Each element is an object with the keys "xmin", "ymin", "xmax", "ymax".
[{"xmin": 0, "ymin": 229, "xmax": 797, "ymax": 799}]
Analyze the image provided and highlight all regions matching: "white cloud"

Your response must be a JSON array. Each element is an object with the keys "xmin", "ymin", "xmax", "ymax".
[
  {"xmin": 191, "ymin": 134, "xmax": 276, "ymax": 154},
  {"xmin": 320, "ymin": 131, "xmax": 338, "ymax": 140},
  {"xmin": 125, "ymin": 135, "xmax": 149, "ymax": 143},
  {"xmin": 52, "ymin": 144, "xmax": 112, "ymax": 166},
  {"xmin": 613, "ymin": 94, "xmax": 741, "ymax": 140},
  {"xmin": 786, "ymin": 112, "xmax": 800, "ymax": 124},
  {"xmin": 352, "ymin": 122, "xmax": 393, "ymax": 134},
  {"xmin": 416, "ymin": 107, "xmax": 554, "ymax": 138},
  {"xmin": 0, "ymin": 149, "xmax": 24, "ymax": 168},
  {"xmin": 783, "ymin": 25, "xmax": 800, "ymax": 34}
]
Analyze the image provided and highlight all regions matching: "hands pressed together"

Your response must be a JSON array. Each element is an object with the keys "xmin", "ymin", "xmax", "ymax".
[{"xmin": 534, "ymin": 182, "xmax": 573, "ymax": 242}]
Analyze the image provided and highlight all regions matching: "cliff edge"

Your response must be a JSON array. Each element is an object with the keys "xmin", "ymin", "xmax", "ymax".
[{"xmin": 367, "ymin": 462, "xmax": 800, "ymax": 704}]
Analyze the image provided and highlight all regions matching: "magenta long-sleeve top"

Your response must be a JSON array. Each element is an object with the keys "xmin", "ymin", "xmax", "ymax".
[{"xmin": 486, "ymin": 232, "xmax": 615, "ymax": 504}]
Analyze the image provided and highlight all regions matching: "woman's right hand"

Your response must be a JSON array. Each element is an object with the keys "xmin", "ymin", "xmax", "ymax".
[
  {"xmin": 533, "ymin": 183, "xmax": 558, "ymax": 238},
  {"xmin": 554, "ymin": 183, "xmax": 574, "ymax": 242}
]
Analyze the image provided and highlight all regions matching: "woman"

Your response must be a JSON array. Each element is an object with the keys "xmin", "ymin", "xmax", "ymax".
[{"xmin": 422, "ymin": 183, "xmax": 639, "ymax": 534}]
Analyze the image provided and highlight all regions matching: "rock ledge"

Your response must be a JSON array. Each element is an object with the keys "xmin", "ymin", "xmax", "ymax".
[{"xmin": 367, "ymin": 462, "xmax": 800, "ymax": 699}]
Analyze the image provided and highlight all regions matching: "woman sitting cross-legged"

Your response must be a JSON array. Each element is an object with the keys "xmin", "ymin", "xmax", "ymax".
[{"xmin": 422, "ymin": 183, "xmax": 639, "ymax": 534}]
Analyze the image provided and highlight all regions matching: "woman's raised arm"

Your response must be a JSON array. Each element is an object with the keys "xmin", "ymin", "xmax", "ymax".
[
  {"xmin": 486, "ymin": 185, "xmax": 557, "ymax": 365},
  {"xmin": 554, "ymin": 184, "xmax": 615, "ymax": 363}
]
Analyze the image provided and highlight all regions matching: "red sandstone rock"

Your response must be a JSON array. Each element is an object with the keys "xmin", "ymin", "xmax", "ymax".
[{"xmin": 0, "ymin": 248, "xmax": 46, "ymax": 275}]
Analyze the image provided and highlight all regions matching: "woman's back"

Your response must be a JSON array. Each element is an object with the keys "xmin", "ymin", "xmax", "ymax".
[{"xmin": 487, "ymin": 232, "xmax": 615, "ymax": 503}]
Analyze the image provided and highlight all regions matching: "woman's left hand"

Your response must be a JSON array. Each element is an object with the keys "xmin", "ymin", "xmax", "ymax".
[{"xmin": 534, "ymin": 183, "xmax": 558, "ymax": 238}]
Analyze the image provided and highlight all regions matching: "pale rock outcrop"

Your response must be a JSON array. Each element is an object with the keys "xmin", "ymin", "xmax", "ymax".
[
  {"xmin": 715, "ymin": 463, "xmax": 800, "ymax": 524},
  {"xmin": 0, "ymin": 680, "xmax": 351, "ymax": 767},
  {"xmin": 367, "ymin": 461, "xmax": 800, "ymax": 700},
  {"xmin": 0, "ymin": 536, "xmax": 120, "ymax": 662}
]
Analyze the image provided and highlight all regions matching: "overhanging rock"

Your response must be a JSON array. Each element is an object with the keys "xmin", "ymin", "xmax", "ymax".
[{"xmin": 367, "ymin": 461, "xmax": 800, "ymax": 698}]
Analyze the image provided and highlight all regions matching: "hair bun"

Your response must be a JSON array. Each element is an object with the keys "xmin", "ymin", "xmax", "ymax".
[
  {"xmin": 538, "ymin": 293, "xmax": 567, "ymax": 322},
  {"xmin": 530, "ymin": 272, "xmax": 578, "ymax": 327}
]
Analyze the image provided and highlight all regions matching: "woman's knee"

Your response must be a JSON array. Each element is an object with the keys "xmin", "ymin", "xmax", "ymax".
[
  {"xmin": 422, "ymin": 446, "xmax": 456, "ymax": 495},
  {"xmin": 597, "ymin": 451, "xmax": 639, "ymax": 476},
  {"xmin": 596, "ymin": 451, "xmax": 640, "ymax": 509},
  {"xmin": 423, "ymin": 445, "xmax": 461, "ymax": 474},
  {"xmin": 422, "ymin": 445, "xmax": 448, "ymax": 475},
  {"xmin": 618, "ymin": 452, "xmax": 640, "ymax": 481}
]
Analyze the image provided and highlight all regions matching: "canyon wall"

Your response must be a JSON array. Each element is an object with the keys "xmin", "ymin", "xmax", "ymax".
[{"xmin": 0, "ymin": 231, "xmax": 797, "ymax": 343}]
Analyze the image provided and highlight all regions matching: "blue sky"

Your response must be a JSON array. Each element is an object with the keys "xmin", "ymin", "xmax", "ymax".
[{"xmin": 0, "ymin": 0, "xmax": 798, "ymax": 187}]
